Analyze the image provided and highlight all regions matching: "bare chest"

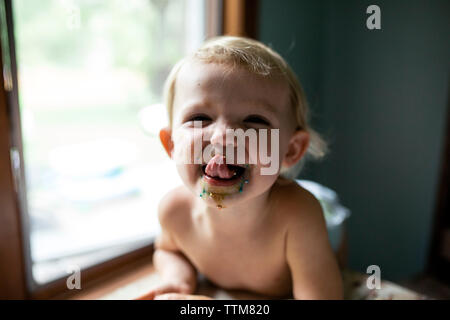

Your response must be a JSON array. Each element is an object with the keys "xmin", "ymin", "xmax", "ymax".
[{"xmin": 174, "ymin": 218, "xmax": 291, "ymax": 295}]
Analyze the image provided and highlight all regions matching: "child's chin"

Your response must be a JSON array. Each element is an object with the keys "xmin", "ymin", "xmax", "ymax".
[
  {"xmin": 201, "ymin": 181, "xmax": 240, "ymax": 193},
  {"xmin": 197, "ymin": 180, "xmax": 248, "ymax": 208},
  {"xmin": 201, "ymin": 192, "xmax": 246, "ymax": 209}
]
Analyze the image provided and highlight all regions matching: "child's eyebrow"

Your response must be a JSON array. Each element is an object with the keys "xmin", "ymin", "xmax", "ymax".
[
  {"xmin": 179, "ymin": 101, "xmax": 211, "ymax": 112},
  {"xmin": 244, "ymin": 99, "xmax": 279, "ymax": 116},
  {"xmin": 178, "ymin": 99, "xmax": 279, "ymax": 117},
  {"xmin": 176, "ymin": 101, "xmax": 211, "ymax": 120}
]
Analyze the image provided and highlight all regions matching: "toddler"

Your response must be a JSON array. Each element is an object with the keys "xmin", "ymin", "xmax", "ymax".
[{"xmin": 141, "ymin": 36, "xmax": 342, "ymax": 300}]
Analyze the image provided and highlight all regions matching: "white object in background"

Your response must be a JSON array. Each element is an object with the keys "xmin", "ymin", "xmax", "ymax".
[
  {"xmin": 49, "ymin": 138, "xmax": 137, "ymax": 178},
  {"xmin": 296, "ymin": 180, "xmax": 350, "ymax": 228},
  {"xmin": 296, "ymin": 180, "xmax": 351, "ymax": 252},
  {"xmin": 138, "ymin": 103, "xmax": 168, "ymax": 137}
]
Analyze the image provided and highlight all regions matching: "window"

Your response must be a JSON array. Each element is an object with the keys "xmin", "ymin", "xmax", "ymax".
[{"xmin": 4, "ymin": 0, "xmax": 219, "ymax": 292}]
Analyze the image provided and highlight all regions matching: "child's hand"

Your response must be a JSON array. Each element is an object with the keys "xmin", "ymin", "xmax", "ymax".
[
  {"xmin": 154, "ymin": 293, "xmax": 212, "ymax": 300},
  {"xmin": 136, "ymin": 281, "xmax": 193, "ymax": 300}
]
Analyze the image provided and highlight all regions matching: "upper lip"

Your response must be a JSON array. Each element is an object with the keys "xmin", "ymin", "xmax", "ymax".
[
  {"xmin": 201, "ymin": 164, "xmax": 247, "ymax": 173},
  {"xmin": 200, "ymin": 162, "xmax": 247, "ymax": 168}
]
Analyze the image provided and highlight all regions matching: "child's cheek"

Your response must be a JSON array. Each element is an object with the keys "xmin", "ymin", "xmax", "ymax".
[
  {"xmin": 171, "ymin": 128, "xmax": 203, "ymax": 165},
  {"xmin": 176, "ymin": 163, "xmax": 200, "ymax": 189},
  {"xmin": 255, "ymin": 128, "xmax": 281, "ymax": 176}
]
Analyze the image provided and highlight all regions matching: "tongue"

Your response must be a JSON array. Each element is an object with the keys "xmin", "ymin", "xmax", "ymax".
[{"xmin": 205, "ymin": 155, "xmax": 235, "ymax": 179}]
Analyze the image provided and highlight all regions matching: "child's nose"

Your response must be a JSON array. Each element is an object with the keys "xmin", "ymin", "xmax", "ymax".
[{"xmin": 209, "ymin": 122, "xmax": 236, "ymax": 148}]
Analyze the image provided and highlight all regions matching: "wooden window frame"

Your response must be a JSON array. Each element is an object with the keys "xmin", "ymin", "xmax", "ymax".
[
  {"xmin": 0, "ymin": 0, "xmax": 29, "ymax": 299},
  {"xmin": 0, "ymin": 0, "xmax": 258, "ymax": 299},
  {"xmin": 222, "ymin": 0, "xmax": 259, "ymax": 38},
  {"xmin": 427, "ymin": 89, "xmax": 450, "ymax": 284}
]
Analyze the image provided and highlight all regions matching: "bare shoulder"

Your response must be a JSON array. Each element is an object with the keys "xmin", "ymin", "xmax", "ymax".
[
  {"xmin": 272, "ymin": 177, "xmax": 342, "ymax": 299},
  {"xmin": 271, "ymin": 177, "xmax": 325, "ymax": 228},
  {"xmin": 155, "ymin": 185, "xmax": 193, "ymax": 251},
  {"xmin": 158, "ymin": 185, "xmax": 193, "ymax": 229},
  {"xmin": 271, "ymin": 177, "xmax": 330, "ymax": 255}
]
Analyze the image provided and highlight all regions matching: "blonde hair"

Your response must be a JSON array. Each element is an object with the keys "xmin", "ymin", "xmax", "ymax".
[{"xmin": 163, "ymin": 36, "xmax": 327, "ymax": 177}]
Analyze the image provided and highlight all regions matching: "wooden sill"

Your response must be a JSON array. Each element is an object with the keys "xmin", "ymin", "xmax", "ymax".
[
  {"xmin": 66, "ymin": 255, "xmax": 156, "ymax": 300},
  {"xmin": 66, "ymin": 255, "xmax": 270, "ymax": 300}
]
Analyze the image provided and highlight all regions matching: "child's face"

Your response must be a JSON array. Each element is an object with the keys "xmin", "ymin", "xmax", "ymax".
[{"xmin": 166, "ymin": 59, "xmax": 302, "ymax": 208}]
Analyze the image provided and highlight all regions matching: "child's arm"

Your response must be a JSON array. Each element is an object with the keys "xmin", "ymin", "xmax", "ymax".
[
  {"xmin": 286, "ymin": 193, "xmax": 343, "ymax": 300},
  {"xmin": 153, "ymin": 233, "xmax": 198, "ymax": 293},
  {"xmin": 137, "ymin": 233, "xmax": 214, "ymax": 300},
  {"xmin": 137, "ymin": 193, "xmax": 199, "ymax": 299}
]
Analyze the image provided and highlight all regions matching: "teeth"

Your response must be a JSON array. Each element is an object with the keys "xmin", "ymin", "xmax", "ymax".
[{"xmin": 202, "ymin": 164, "xmax": 245, "ymax": 180}]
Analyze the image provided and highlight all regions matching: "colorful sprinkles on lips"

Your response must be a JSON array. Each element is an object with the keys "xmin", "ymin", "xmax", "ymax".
[{"xmin": 199, "ymin": 166, "xmax": 250, "ymax": 210}]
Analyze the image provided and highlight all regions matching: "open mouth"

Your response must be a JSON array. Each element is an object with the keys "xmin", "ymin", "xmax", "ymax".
[{"xmin": 202, "ymin": 164, "xmax": 246, "ymax": 187}]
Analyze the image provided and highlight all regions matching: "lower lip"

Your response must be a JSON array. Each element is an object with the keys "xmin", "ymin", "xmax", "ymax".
[{"xmin": 202, "ymin": 174, "xmax": 243, "ymax": 187}]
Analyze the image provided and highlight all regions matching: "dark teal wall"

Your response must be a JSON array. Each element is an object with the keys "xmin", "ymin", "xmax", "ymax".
[
  {"xmin": 259, "ymin": 0, "xmax": 449, "ymax": 281},
  {"xmin": 259, "ymin": 0, "xmax": 324, "ymax": 120}
]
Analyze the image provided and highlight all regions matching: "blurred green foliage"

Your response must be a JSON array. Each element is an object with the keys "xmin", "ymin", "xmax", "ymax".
[
  {"xmin": 13, "ymin": 0, "xmax": 187, "ymax": 102},
  {"xmin": 12, "ymin": 0, "xmax": 192, "ymax": 168}
]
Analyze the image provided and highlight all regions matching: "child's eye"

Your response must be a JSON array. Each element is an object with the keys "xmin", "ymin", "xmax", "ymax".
[
  {"xmin": 187, "ymin": 114, "xmax": 212, "ymax": 122},
  {"xmin": 244, "ymin": 115, "xmax": 271, "ymax": 126}
]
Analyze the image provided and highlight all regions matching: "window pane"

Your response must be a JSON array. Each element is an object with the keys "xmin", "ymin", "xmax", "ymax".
[{"xmin": 13, "ymin": 0, "xmax": 204, "ymax": 285}]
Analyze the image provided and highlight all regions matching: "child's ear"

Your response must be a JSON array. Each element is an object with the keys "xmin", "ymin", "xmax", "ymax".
[
  {"xmin": 159, "ymin": 127, "xmax": 174, "ymax": 158},
  {"xmin": 282, "ymin": 130, "xmax": 310, "ymax": 168}
]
